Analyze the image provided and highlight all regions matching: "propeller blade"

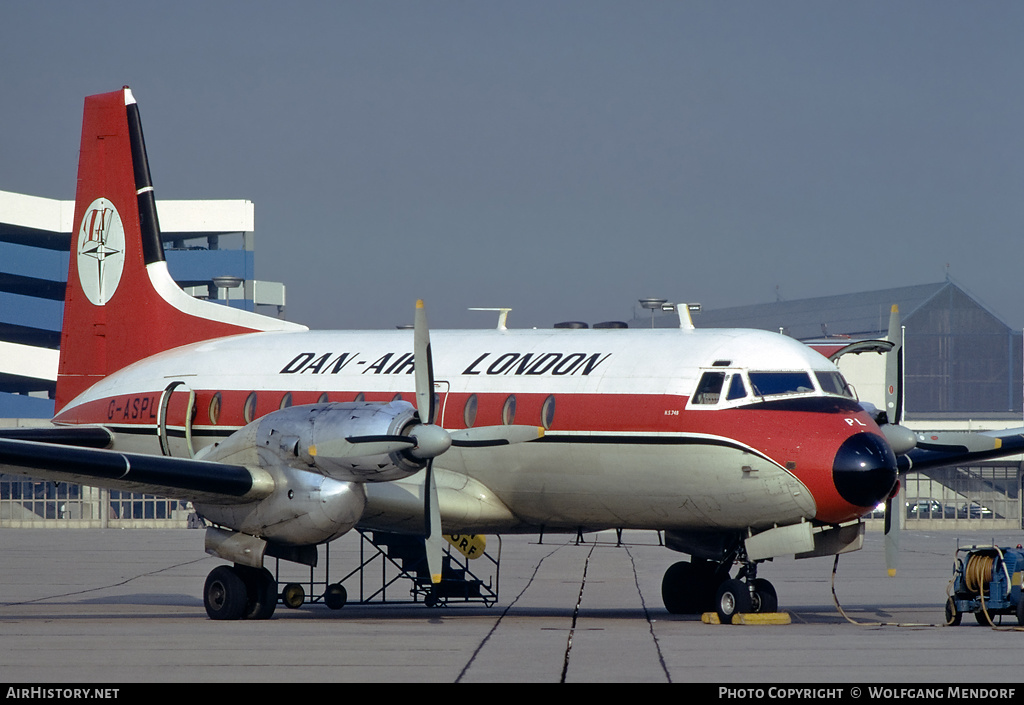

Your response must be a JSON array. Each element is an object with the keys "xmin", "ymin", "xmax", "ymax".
[
  {"xmin": 450, "ymin": 425, "xmax": 544, "ymax": 447},
  {"xmin": 414, "ymin": 300, "xmax": 436, "ymax": 426},
  {"xmin": 915, "ymin": 430, "xmax": 1005, "ymax": 454},
  {"xmin": 884, "ymin": 488, "xmax": 900, "ymax": 577},
  {"xmin": 324, "ymin": 435, "xmax": 415, "ymax": 457},
  {"xmin": 424, "ymin": 459, "xmax": 443, "ymax": 585},
  {"xmin": 884, "ymin": 304, "xmax": 904, "ymax": 426}
]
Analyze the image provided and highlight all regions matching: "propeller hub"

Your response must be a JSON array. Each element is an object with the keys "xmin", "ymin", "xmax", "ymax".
[
  {"xmin": 832, "ymin": 432, "xmax": 898, "ymax": 509},
  {"xmin": 407, "ymin": 424, "xmax": 452, "ymax": 459}
]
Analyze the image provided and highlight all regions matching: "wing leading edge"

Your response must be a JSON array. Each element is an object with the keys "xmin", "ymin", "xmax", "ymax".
[{"xmin": 0, "ymin": 437, "xmax": 272, "ymax": 505}]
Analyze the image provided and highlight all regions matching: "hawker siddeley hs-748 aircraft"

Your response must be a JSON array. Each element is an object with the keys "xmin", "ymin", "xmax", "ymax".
[{"xmin": 4, "ymin": 87, "xmax": 1023, "ymax": 622}]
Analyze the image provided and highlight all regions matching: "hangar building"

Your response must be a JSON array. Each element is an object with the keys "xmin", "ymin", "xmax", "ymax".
[{"xmin": 634, "ymin": 281, "xmax": 1024, "ymax": 529}]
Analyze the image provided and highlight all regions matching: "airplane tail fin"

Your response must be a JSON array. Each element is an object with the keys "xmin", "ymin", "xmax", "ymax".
[{"xmin": 56, "ymin": 87, "xmax": 305, "ymax": 413}]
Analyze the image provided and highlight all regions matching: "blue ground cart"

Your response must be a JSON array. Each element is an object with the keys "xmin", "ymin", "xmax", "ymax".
[{"xmin": 945, "ymin": 545, "xmax": 1024, "ymax": 626}]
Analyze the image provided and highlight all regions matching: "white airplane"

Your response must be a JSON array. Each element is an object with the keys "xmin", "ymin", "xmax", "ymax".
[{"xmin": 3, "ymin": 88, "xmax": 1019, "ymax": 621}]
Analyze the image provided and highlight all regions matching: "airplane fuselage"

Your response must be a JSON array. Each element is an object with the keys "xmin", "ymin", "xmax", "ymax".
[{"xmin": 53, "ymin": 325, "xmax": 891, "ymax": 536}]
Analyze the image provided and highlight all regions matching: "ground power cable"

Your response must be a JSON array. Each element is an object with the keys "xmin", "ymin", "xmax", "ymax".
[
  {"xmin": 830, "ymin": 554, "xmax": 938, "ymax": 628},
  {"xmin": 1, "ymin": 557, "xmax": 210, "ymax": 607},
  {"xmin": 831, "ymin": 553, "xmax": 1024, "ymax": 631}
]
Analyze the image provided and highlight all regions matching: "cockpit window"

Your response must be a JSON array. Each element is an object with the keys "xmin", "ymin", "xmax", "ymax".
[
  {"xmin": 815, "ymin": 371, "xmax": 854, "ymax": 398},
  {"xmin": 693, "ymin": 371, "xmax": 726, "ymax": 404},
  {"xmin": 726, "ymin": 374, "xmax": 747, "ymax": 400},
  {"xmin": 748, "ymin": 371, "xmax": 814, "ymax": 397}
]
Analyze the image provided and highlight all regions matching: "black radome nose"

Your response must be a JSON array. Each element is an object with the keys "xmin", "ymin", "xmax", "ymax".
[{"xmin": 832, "ymin": 433, "xmax": 898, "ymax": 508}]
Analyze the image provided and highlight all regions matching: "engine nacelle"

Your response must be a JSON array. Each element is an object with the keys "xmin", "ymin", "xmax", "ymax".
[
  {"xmin": 196, "ymin": 469, "xmax": 366, "ymax": 548},
  {"xmin": 200, "ymin": 400, "xmax": 426, "ymax": 483}
]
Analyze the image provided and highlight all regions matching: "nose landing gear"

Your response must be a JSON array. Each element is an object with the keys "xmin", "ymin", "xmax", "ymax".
[{"xmin": 662, "ymin": 548, "xmax": 778, "ymax": 623}]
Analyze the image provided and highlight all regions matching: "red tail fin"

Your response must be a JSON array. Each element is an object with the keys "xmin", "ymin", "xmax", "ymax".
[{"xmin": 56, "ymin": 87, "xmax": 304, "ymax": 412}]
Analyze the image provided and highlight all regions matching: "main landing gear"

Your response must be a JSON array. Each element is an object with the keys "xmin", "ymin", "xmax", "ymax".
[
  {"xmin": 204, "ymin": 564, "xmax": 279, "ymax": 621},
  {"xmin": 661, "ymin": 552, "xmax": 777, "ymax": 623}
]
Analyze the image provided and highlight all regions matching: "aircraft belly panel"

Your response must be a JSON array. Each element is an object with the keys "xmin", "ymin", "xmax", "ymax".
[{"xmin": 459, "ymin": 439, "xmax": 816, "ymax": 532}]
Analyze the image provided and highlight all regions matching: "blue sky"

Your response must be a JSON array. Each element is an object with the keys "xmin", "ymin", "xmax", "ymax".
[{"xmin": 4, "ymin": 1, "xmax": 1024, "ymax": 330}]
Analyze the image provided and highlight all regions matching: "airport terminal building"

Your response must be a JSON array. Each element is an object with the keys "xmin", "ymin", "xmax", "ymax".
[{"xmin": 0, "ymin": 189, "xmax": 287, "ymax": 526}]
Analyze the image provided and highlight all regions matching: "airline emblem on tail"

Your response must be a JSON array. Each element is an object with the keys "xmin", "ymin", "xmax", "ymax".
[{"xmin": 77, "ymin": 197, "xmax": 125, "ymax": 306}]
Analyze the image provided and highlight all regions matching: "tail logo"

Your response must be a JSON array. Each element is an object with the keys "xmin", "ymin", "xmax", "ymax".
[{"xmin": 77, "ymin": 198, "xmax": 125, "ymax": 306}]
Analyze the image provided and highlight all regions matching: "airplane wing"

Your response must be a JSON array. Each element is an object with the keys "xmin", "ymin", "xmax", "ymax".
[
  {"xmin": 0, "ymin": 436, "xmax": 271, "ymax": 505},
  {"xmin": 0, "ymin": 426, "xmax": 114, "ymax": 448}
]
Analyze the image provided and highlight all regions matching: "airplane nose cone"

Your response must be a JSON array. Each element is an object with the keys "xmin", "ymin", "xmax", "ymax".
[{"xmin": 832, "ymin": 433, "xmax": 898, "ymax": 509}]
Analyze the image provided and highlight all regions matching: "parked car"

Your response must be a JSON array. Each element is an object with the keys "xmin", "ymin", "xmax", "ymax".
[
  {"xmin": 958, "ymin": 502, "xmax": 994, "ymax": 519},
  {"xmin": 906, "ymin": 499, "xmax": 957, "ymax": 519}
]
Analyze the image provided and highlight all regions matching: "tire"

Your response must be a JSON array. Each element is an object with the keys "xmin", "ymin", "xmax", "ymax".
[
  {"xmin": 282, "ymin": 583, "xmax": 305, "ymax": 609},
  {"xmin": 237, "ymin": 566, "xmax": 277, "ymax": 620},
  {"xmin": 945, "ymin": 597, "xmax": 962, "ymax": 626},
  {"xmin": 752, "ymin": 578, "xmax": 778, "ymax": 613},
  {"xmin": 324, "ymin": 583, "xmax": 347, "ymax": 610},
  {"xmin": 715, "ymin": 579, "xmax": 752, "ymax": 624},
  {"xmin": 662, "ymin": 560, "xmax": 722, "ymax": 615},
  {"xmin": 204, "ymin": 565, "xmax": 248, "ymax": 621},
  {"xmin": 662, "ymin": 562, "xmax": 699, "ymax": 614}
]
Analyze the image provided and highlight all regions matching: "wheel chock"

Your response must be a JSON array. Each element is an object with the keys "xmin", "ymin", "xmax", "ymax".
[{"xmin": 702, "ymin": 612, "xmax": 791, "ymax": 625}]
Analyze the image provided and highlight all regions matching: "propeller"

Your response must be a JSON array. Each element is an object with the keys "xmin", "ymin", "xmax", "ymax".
[
  {"xmin": 881, "ymin": 304, "xmax": 906, "ymax": 577},
  {"xmin": 347, "ymin": 300, "xmax": 543, "ymax": 585}
]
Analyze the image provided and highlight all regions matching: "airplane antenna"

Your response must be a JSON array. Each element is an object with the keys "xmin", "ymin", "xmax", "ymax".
[
  {"xmin": 676, "ymin": 303, "xmax": 700, "ymax": 331},
  {"xmin": 469, "ymin": 307, "xmax": 512, "ymax": 330}
]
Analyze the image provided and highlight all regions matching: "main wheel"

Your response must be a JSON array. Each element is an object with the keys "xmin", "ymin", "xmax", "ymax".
[
  {"xmin": 237, "ymin": 566, "xmax": 278, "ymax": 620},
  {"xmin": 715, "ymin": 579, "xmax": 752, "ymax": 624},
  {"xmin": 662, "ymin": 562, "xmax": 700, "ymax": 614},
  {"xmin": 751, "ymin": 578, "xmax": 778, "ymax": 613},
  {"xmin": 204, "ymin": 565, "xmax": 248, "ymax": 621},
  {"xmin": 662, "ymin": 560, "xmax": 721, "ymax": 615}
]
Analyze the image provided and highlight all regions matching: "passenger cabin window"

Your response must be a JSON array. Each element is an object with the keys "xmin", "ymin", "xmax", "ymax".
[
  {"xmin": 748, "ymin": 371, "xmax": 814, "ymax": 397},
  {"xmin": 693, "ymin": 372, "xmax": 726, "ymax": 405},
  {"xmin": 815, "ymin": 371, "xmax": 854, "ymax": 398}
]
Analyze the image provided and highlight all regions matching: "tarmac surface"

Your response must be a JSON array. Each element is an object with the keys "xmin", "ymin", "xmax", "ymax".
[{"xmin": 1, "ymin": 527, "xmax": 1023, "ymax": 684}]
